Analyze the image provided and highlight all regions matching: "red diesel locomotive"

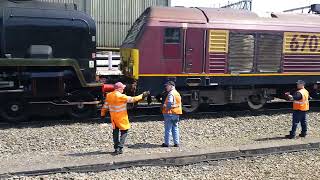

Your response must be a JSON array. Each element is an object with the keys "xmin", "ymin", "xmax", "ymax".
[{"xmin": 121, "ymin": 7, "xmax": 320, "ymax": 112}]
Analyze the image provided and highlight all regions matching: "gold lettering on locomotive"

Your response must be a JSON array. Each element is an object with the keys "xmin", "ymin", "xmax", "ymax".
[{"xmin": 283, "ymin": 32, "xmax": 320, "ymax": 54}]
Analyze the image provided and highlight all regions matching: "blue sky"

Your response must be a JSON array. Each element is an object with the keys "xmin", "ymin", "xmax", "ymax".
[{"xmin": 171, "ymin": 0, "xmax": 320, "ymax": 13}]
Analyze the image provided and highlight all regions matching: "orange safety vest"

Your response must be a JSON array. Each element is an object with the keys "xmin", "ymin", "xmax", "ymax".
[
  {"xmin": 293, "ymin": 88, "xmax": 309, "ymax": 111},
  {"xmin": 162, "ymin": 89, "xmax": 183, "ymax": 115},
  {"xmin": 101, "ymin": 90, "xmax": 143, "ymax": 130}
]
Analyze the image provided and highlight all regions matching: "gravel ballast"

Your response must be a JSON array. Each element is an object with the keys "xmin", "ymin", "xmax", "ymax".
[
  {"xmin": 1, "ymin": 112, "xmax": 320, "ymax": 157},
  {"xmin": 11, "ymin": 150, "xmax": 320, "ymax": 180}
]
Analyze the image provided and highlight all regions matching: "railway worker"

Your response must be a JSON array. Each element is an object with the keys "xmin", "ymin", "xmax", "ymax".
[
  {"xmin": 285, "ymin": 80, "xmax": 310, "ymax": 139},
  {"xmin": 162, "ymin": 81, "xmax": 182, "ymax": 147},
  {"xmin": 310, "ymin": 84, "xmax": 320, "ymax": 99},
  {"xmin": 101, "ymin": 82, "xmax": 150, "ymax": 154}
]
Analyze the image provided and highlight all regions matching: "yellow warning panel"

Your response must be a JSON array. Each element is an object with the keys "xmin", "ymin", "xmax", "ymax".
[
  {"xmin": 209, "ymin": 30, "xmax": 229, "ymax": 53},
  {"xmin": 283, "ymin": 32, "xmax": 320, "ymax": 54}
]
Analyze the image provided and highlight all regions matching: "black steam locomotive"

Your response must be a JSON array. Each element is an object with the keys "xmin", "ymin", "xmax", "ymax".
[{"xmin": 0, "ymin": 0, "xmax": 102, "ymax": 122}]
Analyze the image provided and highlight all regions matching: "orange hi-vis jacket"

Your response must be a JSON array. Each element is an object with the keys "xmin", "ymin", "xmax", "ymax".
[
  {"xmin": 101, "ymin": 90, "xmax": 143, "ymax": 130},
  {"xmin": 162, "ymin": 89, "xmax": 183, "ymax": 115},
  {"xmin": 293, "ymin": 88, "xmax": 309, "ymax": 111}
]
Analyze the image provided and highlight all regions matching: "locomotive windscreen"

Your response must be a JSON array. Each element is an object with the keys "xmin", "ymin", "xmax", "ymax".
[{"xmin": 122, "ymin": 9, "xmax": 149, "ymax": 46}]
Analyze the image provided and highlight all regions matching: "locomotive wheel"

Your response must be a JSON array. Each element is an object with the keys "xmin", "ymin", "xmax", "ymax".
[
  {"xmin": 247, "ymin": 95, "xmax": 266, "ymax": 110},
  {"xmin": 0, "ymin": 99, "xmax": 28, "ymax": 123},
  {"xmin": 68, "ymin": 93, "xmax": 96, "ymax": 119}
]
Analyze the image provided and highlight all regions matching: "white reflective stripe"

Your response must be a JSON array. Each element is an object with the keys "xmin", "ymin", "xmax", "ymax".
[
  {"xmin": 293, "ymin": 101, "xmax": 307, "ymax": 104},
  {"xmin": 110, "ymin": 107, "xmax": 127, "ymax": 111},
  {"xmin": 102, "ymin": 105, "xmax": 109, "ymax": 109},
  {"xmin": 166, "ymin": 104, "xmax": 181, "ymax": 109},
  {"xmin": 109, "ymin": 107, "xmax": 127, "ymax": 112},
  {"xmin": 127, "ymin": 97, "xmax": 134, "ymax": 103},
  {"xmin": 109, "ymin": 104, "xmax": 127, "ymax": 109}
]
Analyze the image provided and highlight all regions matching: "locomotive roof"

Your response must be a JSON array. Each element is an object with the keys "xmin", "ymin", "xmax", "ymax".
[
  {"xmin": 148, "ymin": 6, "xmax": 320, "ymax": 26},
  {"xmin": 149, "ymin": 7, "xmax": 207, "ymax": 23},
  {"xmin": 0, "ymin": 0, "xmax": 76, "ymax": 10},
  {"xmin": 0, "ymin": 0, "xmax": 96, "ymax": 35}
]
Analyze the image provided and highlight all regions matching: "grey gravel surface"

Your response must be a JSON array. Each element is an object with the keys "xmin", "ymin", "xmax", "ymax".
[
  {"xmin": 11, "ymin": 150, "xmax": 320, "ymax": 180},
  {"xmin": 1, "ymin": 112, "xmax": 320, "ymax": 157}
]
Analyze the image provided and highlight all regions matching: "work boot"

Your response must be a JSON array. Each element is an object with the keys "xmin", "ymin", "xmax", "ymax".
[
  {"xmin": 113, "ymin": 148, "xmax": 119, "ymax": 155},
  {"xmin": 162, "ymin": 143, "xmax": 169, "ymax": 147},
  {"xmin": 174, "ymin": 144, "xmax": 179, "ymax": 147},
  {"xmin": 299, "ymin": 133, "xmax": 307, "ymax": 138},
  {"xmin": 285, "ymin": 134, "xmax": 295, "ymax": 139},
  {"xmin": 118, "ymin": 148, "xmax": 123, "ymax": 154}
]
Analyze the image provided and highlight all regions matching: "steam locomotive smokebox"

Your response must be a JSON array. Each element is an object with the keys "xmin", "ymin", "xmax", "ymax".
[{"xmin": 31, "ymin": 72, "xmax": 64, "ymax": 97}]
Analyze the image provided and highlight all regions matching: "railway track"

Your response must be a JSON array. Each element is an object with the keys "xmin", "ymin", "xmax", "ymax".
[{"xmin": 0, "ymin": 101, "xmax": 319, "ymax": 128}]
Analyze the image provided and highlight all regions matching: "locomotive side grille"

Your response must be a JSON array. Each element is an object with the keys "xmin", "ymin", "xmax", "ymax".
[
  {"xmin": 209, "ymin": 30, "xmax": 229, "ymax": 53},
  {"xmin": 208, "ymin": 53, "xmax": 227, "ymax": 73},
  {"xmin": 228, "ymin": 33, "xmax": 254, "ymax": 73},
  {"xmin": 283, "ymin": 54, "xmax": 320, "ymax": 72},
  {"xmin": 256, "ymin": 34, "xmax": 282, "ymax": 73},
  {"xmin": 208, "ymin": 30, "xmax": 229, "ymax": 73}
]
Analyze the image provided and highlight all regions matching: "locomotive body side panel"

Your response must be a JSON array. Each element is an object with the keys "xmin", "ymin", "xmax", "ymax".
[
  {"xmin": 121, "ymin": 7, "xmax": 320, "ymax": 112},
  {"xmin": 283, "ymin": 32, "xmax": 320, "ymax": 73}
]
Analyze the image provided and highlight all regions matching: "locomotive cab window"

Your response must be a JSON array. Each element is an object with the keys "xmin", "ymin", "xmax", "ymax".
[
  {"xmin": 163, "ymin": 28, "xmax": 182, "ymax": 59},
  {"xmin": 164, "ymin": 28, "xmax": 181, "ymax": 43}
]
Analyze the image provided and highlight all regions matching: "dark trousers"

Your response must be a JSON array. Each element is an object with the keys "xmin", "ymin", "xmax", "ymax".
[
  {"xmin": 113, "ymin": 128, "xmax": 128, "ymax": 150},
  {"xmin": 290, "ymin": 110, "xmax": 308, "ymax": 136}
]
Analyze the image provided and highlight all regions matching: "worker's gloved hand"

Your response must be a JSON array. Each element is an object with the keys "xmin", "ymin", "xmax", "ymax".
[
  {"xmin": 142, "ymin": 91, "xmax": 150, "ymax": 98},
  {"xmin": 285, "ymin": 92, "xmax": 293, "ymax": 100}
]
